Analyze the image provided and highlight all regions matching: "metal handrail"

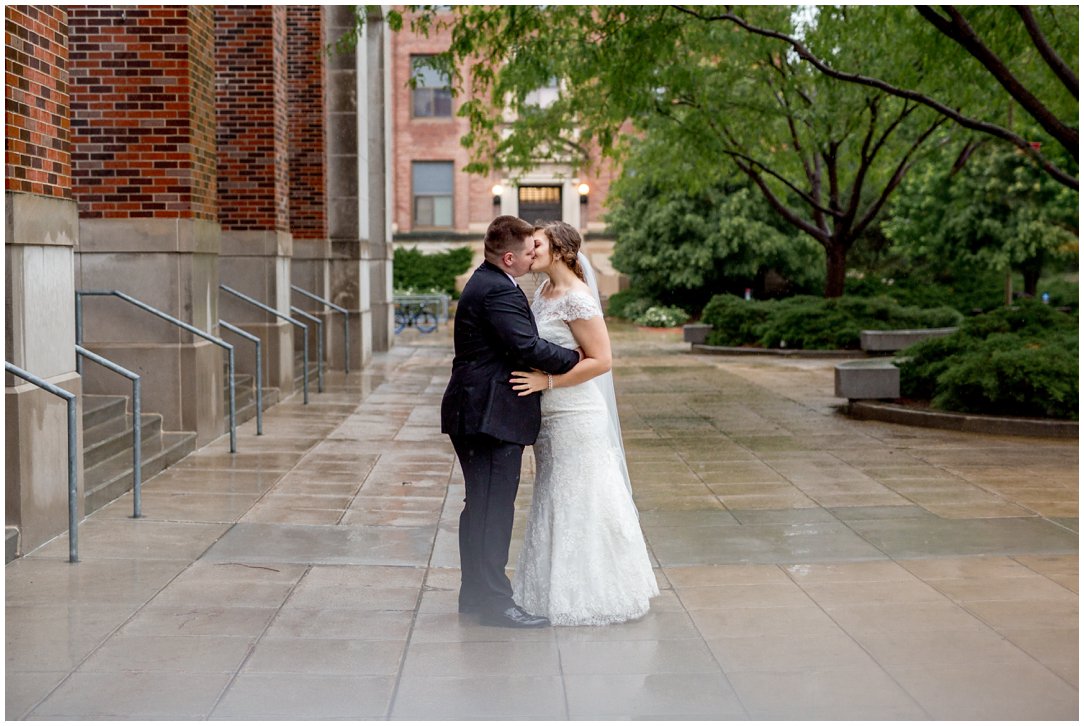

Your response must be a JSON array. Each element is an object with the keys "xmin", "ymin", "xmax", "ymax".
[
  {"xmin": 75, "ymin": 290, "xmax": 237, "ymax": 453},
  {"xmin": 290, "ymin": 285, "xmax": 350, "ymax": 373},
  {"xmin": 75, "ymin": 346, "xmax": 143, "ymax": 518},
  {"xmin": 219, "ymin": 321, "xmax": 263, "ymax": 436},
  {"xmin": 5, "ymin": 362, "xmax": 79, "ymax": 562},
  {"xmin": 219, "ymin": 285, "xmax": 309, "ymax": 404},
  {"xmin": 290, "ymin": 306, "xmax": 323, "ymax": 393}
]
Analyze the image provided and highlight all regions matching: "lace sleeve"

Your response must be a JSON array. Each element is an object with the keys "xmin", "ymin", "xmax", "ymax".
[{"xmin": 560, "ymin": 290, "xmax": 603, "ymax": 321}]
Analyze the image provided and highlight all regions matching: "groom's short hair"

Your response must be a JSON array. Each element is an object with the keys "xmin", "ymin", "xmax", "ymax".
[{"xmin": 484, "ymin": 215, "xmax": 534, "ymax": 258}]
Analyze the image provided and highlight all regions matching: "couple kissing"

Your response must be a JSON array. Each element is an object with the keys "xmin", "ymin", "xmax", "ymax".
[{"xmin": 440, "ymin": 215, "xmax": 658, "ymax": 628}]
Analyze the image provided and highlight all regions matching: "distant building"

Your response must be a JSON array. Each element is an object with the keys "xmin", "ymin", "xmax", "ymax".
[{"xmin": 389, "ymin": 7, "xmax": 626, "ymax": 297}]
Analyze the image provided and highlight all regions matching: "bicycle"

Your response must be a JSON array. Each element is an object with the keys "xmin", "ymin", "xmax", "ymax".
[{"xmin": 394, "ymin": 302, "xmax": 438, "ymax": 334}]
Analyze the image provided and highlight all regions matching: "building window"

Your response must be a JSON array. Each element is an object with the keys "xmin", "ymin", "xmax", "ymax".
[
  {"xmin": 413, "ymin": 161, "xmax": 454, "ymax": 227},
  {"xmin": 524, "ymin": 77, "xmax": 559, "ymax": 109},
  {"xmin": 411, "ymin": 55, "xmax": 452, "ymax": 117}
]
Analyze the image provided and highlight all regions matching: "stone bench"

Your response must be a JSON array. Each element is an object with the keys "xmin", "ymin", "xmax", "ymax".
[
  {"xmin": 859, "ymin": 327, "xmax": 957, "ymax": 353},
  {"xmin": 835, "ymin": 358, "xmax": 900, "ymax": 400}
]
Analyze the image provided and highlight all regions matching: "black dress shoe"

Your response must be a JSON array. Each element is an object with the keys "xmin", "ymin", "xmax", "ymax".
[{"xmin": 480, "ymin": 605, "xmax": 550, "ymax": 628}]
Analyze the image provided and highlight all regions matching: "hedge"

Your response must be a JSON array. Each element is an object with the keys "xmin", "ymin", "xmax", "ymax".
[
  {"xmin": 700, "ymin": 294, "xmax": 962, "ymax": 350},
  {"xmin": 897, "ymin": 299, "xmax": 1078, "ymax": 420}
]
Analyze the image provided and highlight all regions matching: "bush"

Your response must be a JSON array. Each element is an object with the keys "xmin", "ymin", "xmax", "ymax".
[
  {"xmin": 700, "ymin": 294, "xmax": 776, "ymax": 346},
  {"xmin": 634, "ymin": 305, "xmax": 689, "ymax": 328},
  {"xmin": 898, "ymin": 301, "xmax": 1078, "ymax": 420},
  {"xmin": 393, "ymin": 246, "xmax": 474, "ymax": 298},
  {"xmin": 605, "ymin": 289, "xmax": 655, "ymax": 320},
  {"xmin": 700, "ymin": 294, "xmax": 962, "ymax": 350}
]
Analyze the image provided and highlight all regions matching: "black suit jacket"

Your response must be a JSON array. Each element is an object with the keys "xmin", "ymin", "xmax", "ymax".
[{"xmin": 441, "ymin": 260, "xmax": 580, "ymax": 445}]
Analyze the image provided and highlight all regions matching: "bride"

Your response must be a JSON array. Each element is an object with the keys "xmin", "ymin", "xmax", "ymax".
[{"xmin": 509, "ymin": 221, "xmax": 658, "ymax": 626}]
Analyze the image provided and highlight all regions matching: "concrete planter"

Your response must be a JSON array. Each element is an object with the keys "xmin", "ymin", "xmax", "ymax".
[
  {"xmin": 834, "ymin": 358, "xmax": 900, "ymax": 400},
  {"xmin": 683, "ymin": 323, "xmax": 712, "ymax": 344}
]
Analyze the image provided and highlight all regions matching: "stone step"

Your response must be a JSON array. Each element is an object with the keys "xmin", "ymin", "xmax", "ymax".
[
  {"xmin": 84, "ymin": 430, "xmax": 197, "ymax": 514},
  {"xmin": 6, "ymin": 526, "xmax": 18, "ymax": 564},
  {"xmin": 82, "ymin": 394, "xmax": 127, "ymax": 431},
  {"xmin": 83, "ymin": 413, "xmax": 163, "ymax": 470}
]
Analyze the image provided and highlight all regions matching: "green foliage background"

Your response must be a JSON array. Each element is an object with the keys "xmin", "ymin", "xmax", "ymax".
[{"xmin": 393, "ymin": 246, "xmax": 474, "ymax": 298}]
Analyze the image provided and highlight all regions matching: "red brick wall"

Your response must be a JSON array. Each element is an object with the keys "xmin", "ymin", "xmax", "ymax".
[
  {"xmin": 5, "ymin": 5, "xmax": 71, "ymax": 199},
  {"xmin": 67, "ymin": 5, "xmax": 217, "ymax": 219},
  {"xmin": 390, "ymin": 8, "xmax": 616, "ymax": 234},
  {"xmin": 286, "ymin": 6, "xmax": 326, "ymax": 240},
  {"xmin": 215, "ymin": 5, "xmax": 290, "ymax": 232}
]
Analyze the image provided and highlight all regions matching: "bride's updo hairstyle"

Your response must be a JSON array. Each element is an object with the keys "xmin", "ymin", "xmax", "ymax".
[{"xmin": 542, "ymin": 221, "xmax": 587, "ymax": 282}]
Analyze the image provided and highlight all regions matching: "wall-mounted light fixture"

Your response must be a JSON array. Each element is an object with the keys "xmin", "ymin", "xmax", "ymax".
[
  {"xmin": 577, "ymin": 182, "xmax": 590, "ymax": 205},
  {"xmin": 491, "ymin": 184, "xmax": 503, "ymax": 206}
]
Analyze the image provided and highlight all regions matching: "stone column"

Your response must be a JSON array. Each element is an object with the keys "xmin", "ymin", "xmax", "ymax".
[
  {"xmin": 215, "ymin": 6, "xmax": 296, "ymax": 393},
  {"xmin": 5, "ymin": 5, "xmax": 85, "ymax": 555},
  {"xmin": 326, "ymin": 5, "xmax": 374, "ymax": 369},
  {"xmin": 68, "ymin": 6, "xmax": 224, "ymax": 445},
  {"xmin": 367, "ymin": 11, "xmax": 395, "ymax": 353}
]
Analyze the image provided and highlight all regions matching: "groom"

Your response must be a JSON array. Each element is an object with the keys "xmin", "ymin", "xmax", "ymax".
[{"xmin": 441, "ymin": 215, "xmax": 581, "ymax": 628}]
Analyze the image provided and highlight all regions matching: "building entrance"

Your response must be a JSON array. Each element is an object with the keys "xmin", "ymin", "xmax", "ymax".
[{"xmin": 518, "ymin": 185, "xmax": 563, "ymax": 224}]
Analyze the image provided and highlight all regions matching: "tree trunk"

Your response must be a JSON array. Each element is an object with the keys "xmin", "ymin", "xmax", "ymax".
[
  {"xmin": 1020, "ymin": 252, "xmax": 1045, "ymax": 296},
  {"xmin": 824, "ymin": 243, "xmax": 848, "ymax": 298}
]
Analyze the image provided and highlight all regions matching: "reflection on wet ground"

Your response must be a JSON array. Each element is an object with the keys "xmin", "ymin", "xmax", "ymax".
[{"xmin": 6, "ymin": 325, "xmax": 1078, "ymax": 719}]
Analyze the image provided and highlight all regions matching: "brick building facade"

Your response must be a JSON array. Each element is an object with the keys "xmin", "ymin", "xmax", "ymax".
[
  {"xmin": 5, "ymin": 5, "xmax": 394, "ymax": 557},
  {"xmin": 388, "ymin": 7, "xmax": 625, "ymax": 297}
]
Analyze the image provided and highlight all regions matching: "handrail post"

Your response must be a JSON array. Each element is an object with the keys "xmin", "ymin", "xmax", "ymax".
[
  {"xmin": 290, "ymin": 306, "xmax": 323, "ymax": 393},
  {"xmin": 290, "ymin": 284, "xmax": 350, "ymax": 373},
  {"xmin": 219, "ymin": 320, "xmax": 263, "ymax": 435},
  {"xmin": 74, "ymin": 293, "xmax": 84, "ymax": 376},
  {"xmin": 76, "ymin": 290, "xmax": 238, "ymax": 452},
  {"xmin": 75, "ymin": 346, "xmax": 143, "ymax": 518},
  {"xmin": 226, "ymin": 346, "xmax": 236, "ymax": 453},
  {"xmin": 5, "ymin": 363, "xmax": 79, "ymax": 562},
  {"xmin": 219, "ymin": 284, "xmax": 309, "ymax": 405}
]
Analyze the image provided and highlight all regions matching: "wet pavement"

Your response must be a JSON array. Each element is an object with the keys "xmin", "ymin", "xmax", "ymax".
[{"xmin": 6, "ymin": 325, "xmax": 1078, "ymax": 719}]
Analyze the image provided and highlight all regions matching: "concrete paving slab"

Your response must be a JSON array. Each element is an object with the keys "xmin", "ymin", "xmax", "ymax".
[{"xmin": 6, "ymin": 329, "xmax": 1077, "ymax": 721}]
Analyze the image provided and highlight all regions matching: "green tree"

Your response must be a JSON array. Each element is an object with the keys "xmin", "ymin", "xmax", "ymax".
[
  {"xmin": 404, "ymin": 5, "xmax": 950, "ymax": 297},
  {"xmin": 702, "ymin": 5, "xmax": 1078, "ymax": 189},
  {"xmin": 605, "ymin": 137, "xmax": 823, "ymax": 310},
  {"xmin": 884, "ymin": 143, "xmax": 1078, "ymax": 296}
]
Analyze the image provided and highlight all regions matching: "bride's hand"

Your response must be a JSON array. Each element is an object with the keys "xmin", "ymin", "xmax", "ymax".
[{"xmin": 510, "ymin": 369, "xmax": 548, "ymax": 396}]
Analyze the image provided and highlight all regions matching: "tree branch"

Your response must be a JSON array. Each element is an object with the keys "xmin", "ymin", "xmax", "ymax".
[
  {"xmin": 854, "ymin": 116, "xmax": 949, "ymax": 236},
  {"xmin": 1014, "ymin": 5, "xmax": 1078, "ymax": 99},
  {"xmin": 673, "ymin": 5, "xmax": 1077, "ymax": 189},
  {"xmin": 918, "ymin": 6, "xmax": 1077, "ymax": 156}
]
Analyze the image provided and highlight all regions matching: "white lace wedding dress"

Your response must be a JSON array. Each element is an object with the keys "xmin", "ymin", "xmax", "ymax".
[{"xmin": 512, "ymin": 286, "xmax": 659, "ymax": 626}]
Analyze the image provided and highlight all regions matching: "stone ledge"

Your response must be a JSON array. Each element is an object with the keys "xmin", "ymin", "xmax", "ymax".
[
  {"xmin": 844, "ymin": 401, "xmax": 1078, "ymax": 439},
  {"xmin": 691, "ymin": 344, "xmax": 862, "ymax": 359}
]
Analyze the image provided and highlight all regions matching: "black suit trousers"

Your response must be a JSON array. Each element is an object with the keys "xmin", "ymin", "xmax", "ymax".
[{"xmin": 451, "ymin": 433, "xmax": 524, "ymax": 613}]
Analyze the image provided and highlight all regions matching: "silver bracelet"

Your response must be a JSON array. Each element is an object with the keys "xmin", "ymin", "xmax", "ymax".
[{"xmin": 547, "ymin": 374, "xmax": 554, "ymax": 390}]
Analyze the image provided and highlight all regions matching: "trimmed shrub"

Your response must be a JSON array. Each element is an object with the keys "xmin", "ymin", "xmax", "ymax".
[
  {"xmin": 700, "ymin": 294, "xmax": 962, "ymax": 350},
  {"xmin": 393, "ymin": 246, "xmax": 474, "ymax": 298},
  {"xmin": 605, "ymin": 289, "xmax": 655, "ymax": 320},
  {"xmin": 897, "ymin": 300, "xmax": 1078, "ymax": 420},
  {"xmin": 700, "ymin": 294, "xmax": 775, "ymax": 346}
]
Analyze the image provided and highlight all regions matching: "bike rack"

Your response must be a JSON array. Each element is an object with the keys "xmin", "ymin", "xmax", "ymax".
[
  {"xmin": 219, "ymin": 285, "xmax": 309, "ymax": 405},
  {"xmin": 75, "ymin": 346, "xmax": 143, "ymax": 518},
  {"xmin": 219, "ymin": 321, "xmax": 264, "ymax": 436},
  {"xmin": 291, "ymin": 285, "xmax": 350, "ymax": 373},
  {"xmin": 5, "ymin": 362, "xmax": 79, "ymax": 562},
  {"xmin": 76, "ymin": 290, "xmax": 237, "ymax": 453}
]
